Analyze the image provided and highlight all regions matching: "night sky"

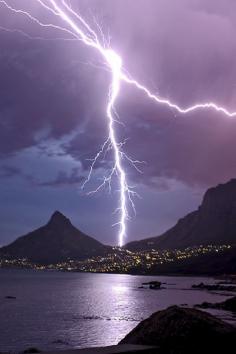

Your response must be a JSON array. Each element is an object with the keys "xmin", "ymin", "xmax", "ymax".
[{"xmin": 1, "ymin": 0, "xmax": 236, "ymax": 246}]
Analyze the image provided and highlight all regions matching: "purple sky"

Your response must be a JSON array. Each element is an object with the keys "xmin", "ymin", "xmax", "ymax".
[{"xmin": 0, "ymin": 0, "xmax": 236, "ymax": 246}]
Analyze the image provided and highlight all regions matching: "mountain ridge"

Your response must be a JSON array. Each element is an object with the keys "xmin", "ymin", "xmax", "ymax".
[
  {"xmin": 2, "ymin": 178, "xmax": 236, "ymax": 266},
  {"xmin": 125, "ymin": 179, "xmax": 236, "ymax": 251}
]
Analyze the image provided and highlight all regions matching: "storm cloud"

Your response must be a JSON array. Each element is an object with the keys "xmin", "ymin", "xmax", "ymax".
[{"xmin": 0, "ymin": 0, "xmax": 236, "ymax": 245}]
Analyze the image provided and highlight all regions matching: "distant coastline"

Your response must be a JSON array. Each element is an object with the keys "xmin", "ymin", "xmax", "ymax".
[
  {"xmin": 2, "ymin": 179, "xmax": 236, "ymax": 277},
  {"xmin": 0, "ymin": 243, "xmax": 234, "ymax": 277}
]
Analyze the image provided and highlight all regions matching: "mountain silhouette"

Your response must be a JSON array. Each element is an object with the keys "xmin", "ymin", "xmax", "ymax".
[
  {"xmin": 0, "ymin": 211, "xmax": 110, "ymax": 264},
  {"xmin": 126, "ymin": 179, "xmax": 236, "ymax": 251}
]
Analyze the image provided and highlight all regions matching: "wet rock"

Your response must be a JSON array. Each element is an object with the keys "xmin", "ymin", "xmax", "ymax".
[
  {"xmin": 192, "ymin": 282, "xmax": 236, "ymax": 291},
  {"xmin": 22, "ymin": 348, "xmax": 41, "ymax": 353},
  {"xmin": 120, "ymin": 305, "xmax": 236, "ymax": 353},
  {"xmin": 142, "ymin": 281, "xmax": 162, "ymax": 289},
  {"xmin": 197, "ymin": 295, "xmax": 236, "ymax": 312}
]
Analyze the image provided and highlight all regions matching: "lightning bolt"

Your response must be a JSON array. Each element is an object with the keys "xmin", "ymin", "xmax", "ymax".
[{"xmin": 1, "ymin": 0, "xmax": 236, "ymax": 247}]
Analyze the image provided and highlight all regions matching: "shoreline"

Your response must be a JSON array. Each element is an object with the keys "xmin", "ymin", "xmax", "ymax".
[
  {"xmin": 1, "ymin": 345, "xmax": 157, "ymax": 354},
  {"xmin": 2, "ymin": 270, "xmax": 236, "ymax": 353},
  {"xmin": 0, "ymin": 266, "xmax": 227, "ymax": 278},
  {"xmin": 2, "ymin": 303, "xmax": 236, "ymax": 354}
]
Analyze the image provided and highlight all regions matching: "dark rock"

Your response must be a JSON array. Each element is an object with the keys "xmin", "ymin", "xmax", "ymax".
[
  {"xmin": 5, "ymin": 295, "xmax": 16, "ymax": 299},
  {"xmin": 125, "ymin": 179, "xmax": 236, "ymax": 251},
  {"xmin": 22, "ymin": 348, "xmax": 41, "ymax": 353},
  {"xmin": 192, "ymin": 282, "xmax": 236, "ymax": 291},
  {"xmin": 195, "ymin": 301, "xmax": 215, "ymax": 309},
  {"xmin": 221, "ymin": 296, "xmax": 236, "ymax": 311},
  {"xmin": 142, "ymin": 281, "xmax": 162, "ymax": 289},
  {"xmin": 217, "ymin": 280, "xmax": 236, "ymax": 285},
  {"xmin": 120, "ymin": 305, "xmax": 236, "ymax": 354},
  {"xmin": 197, "ymin": 296, "xmax": 236, "ymax": 312}
]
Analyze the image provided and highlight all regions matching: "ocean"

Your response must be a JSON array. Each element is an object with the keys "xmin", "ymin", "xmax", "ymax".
[{"xmin": 0, "ymin": 269, "xmax": 234, "ymax": 352}]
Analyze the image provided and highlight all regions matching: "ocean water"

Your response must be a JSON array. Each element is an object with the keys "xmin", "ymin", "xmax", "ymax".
[{"xmin": 0, "ymin": 269, "xmax": 235, "ymax": 352}]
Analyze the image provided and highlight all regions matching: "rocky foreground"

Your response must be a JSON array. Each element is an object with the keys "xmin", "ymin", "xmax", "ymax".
[{"xmin": 120, "ymin": 305, "xmax": 236, "ymax": 353}]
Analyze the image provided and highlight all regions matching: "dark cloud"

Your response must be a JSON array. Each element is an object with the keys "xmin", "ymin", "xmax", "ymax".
[
  {"xmin": 0, "ymin": 165, "xmax": 21, "ymax": 178},
  {"xmin": 121, "ymin": 100, "xmax": 236, "ymax": 188},
  {"xmin": 0, "ymin": 15, "xmax": 109, "ymax": 155},
  {"xmin": 38, "ymin": 167, "xmax": 84, "ymax": 187}
]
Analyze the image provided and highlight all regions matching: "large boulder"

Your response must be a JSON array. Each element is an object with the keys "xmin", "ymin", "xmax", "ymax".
[
  {"xmin": 120, "ymin": 306, "xmax": 236, "ymax": 353},
  {"xmin": 218, "ymin": 296, "xmax": 236, "ymax": 311}
]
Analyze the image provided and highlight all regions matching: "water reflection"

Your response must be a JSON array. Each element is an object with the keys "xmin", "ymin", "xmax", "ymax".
[
  {"xmin": 112, "ymin": 285, "xmax": 129, "ymax": 294},
  {"xmin": 0, "ymin": 270, "xmax": 234, "ymax": 352}
]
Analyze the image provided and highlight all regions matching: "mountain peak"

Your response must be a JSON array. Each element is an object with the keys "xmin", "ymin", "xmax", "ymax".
[
  {"xmin": 47, "ymin": 211, "xmax": 72, "ymax": 227},
  {"xmin": 0, "ymin": 211, "xmax": 108, "ymax": 264}
]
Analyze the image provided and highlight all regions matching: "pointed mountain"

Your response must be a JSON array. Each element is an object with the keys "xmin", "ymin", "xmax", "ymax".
[
  {"xmin": 126, "ymin": 179, "xmax": 236, "ymax": 251},
  {"xmin": 47, "ymin": 210, "xmax": 72, "ymax": 227},
  {"xmin": 0, "ymin": 211, "xmax": 110, "ymax": 264}
]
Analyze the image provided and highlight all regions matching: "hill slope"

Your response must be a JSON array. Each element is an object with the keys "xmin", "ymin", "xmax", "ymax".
[
  {"xmin": 128, "ymin": 246, "xmax": 236, "ymax": 275},
  {"xmin": 126, "ymin": 179, "xmax": 236, "ymax": 251},
  {"xmin": 0, "ymin": 211, "xmax": 110, "ymax": 264}
]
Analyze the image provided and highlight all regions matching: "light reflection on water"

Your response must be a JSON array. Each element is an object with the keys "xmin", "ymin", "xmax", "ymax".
[
  {"xmin": 112, "ymin": 285, "xmax": 129, "ymax": 294},
  {"xmin": 0, "ymin": 269, "xmax": 235, "ymax": 351}
]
